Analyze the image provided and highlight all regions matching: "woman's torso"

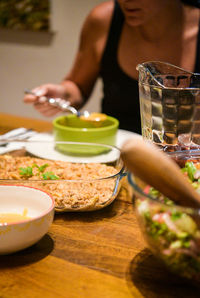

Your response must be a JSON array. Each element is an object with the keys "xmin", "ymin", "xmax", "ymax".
[{"xmin": 99, "ymin": 0, "xmax": 200, "ymax": 133}]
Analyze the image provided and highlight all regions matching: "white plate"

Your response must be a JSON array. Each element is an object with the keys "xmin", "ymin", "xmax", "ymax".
[
  {"xmin": 116, "ymin": 129, "xmax": 139, "ymax": 148},
  {"xmin": 24, "ymin": 129, "xmax": 140, "ymax": 163}
]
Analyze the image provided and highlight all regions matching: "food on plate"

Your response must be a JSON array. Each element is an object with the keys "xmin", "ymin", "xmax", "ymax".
[
  {"xmin": 0, "ymin": 155, "xmax": 119, "ymax": 211},
  {"xmin": 136, "ymin": 161, "xmax": 200, "ymax": 282}
]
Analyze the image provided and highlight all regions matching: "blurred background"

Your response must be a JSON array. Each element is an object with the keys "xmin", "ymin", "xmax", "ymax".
[{"xmin": 0, "ymin": 0, "xmax": 104, "ymax": 120}]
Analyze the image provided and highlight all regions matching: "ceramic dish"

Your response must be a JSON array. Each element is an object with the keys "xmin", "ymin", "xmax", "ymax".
[
  {"xmin": 0, "ymin": 185, "xmax": 54, "ymax": 254},
  {"xmin": 0, "ymin": 140, "xmax": 125, "ymax": 212},
  {"xmin": 53, "ymin": 114, "xmax": 119, "ymax": 150}
]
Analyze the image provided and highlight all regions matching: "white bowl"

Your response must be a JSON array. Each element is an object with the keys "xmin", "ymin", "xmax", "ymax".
[{"xmin": 0, "ymin": 185, "xmax": 54, "ymax": 254}]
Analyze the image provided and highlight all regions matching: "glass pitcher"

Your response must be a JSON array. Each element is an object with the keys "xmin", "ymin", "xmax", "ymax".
[{"xmin": 137, "ymin": 61, "xmax": 200, "ymax": 150}]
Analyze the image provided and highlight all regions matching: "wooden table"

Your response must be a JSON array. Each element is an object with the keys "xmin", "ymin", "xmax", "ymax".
[{"xmin": 0, "ymin": 113, "xmax": 199, "ymax": 298}]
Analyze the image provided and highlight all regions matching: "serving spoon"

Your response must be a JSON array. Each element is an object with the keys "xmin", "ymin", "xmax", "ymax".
[
  {"xmin": 121, "ymin": 135, "xmax": 200, "ymax": 209},
  {"xmin": 24, "ymin": 90, "xmax": 107, "ymax": 125}
]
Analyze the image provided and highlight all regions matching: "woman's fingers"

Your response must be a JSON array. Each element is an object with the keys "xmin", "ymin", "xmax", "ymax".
[
  {"xmin": 24, "ymin": 86, "xmax": 49, "ymax": 104},
  {"xmin": 34, "ymin": 102, "xmax": 60, "ymax": 117},
  {"xmin": 32, "ymin": 86, "xmax": 49, "ymax": 97},
  {"xmin": 24, "ymin": 93, "xmax": 37, "ymax": 103},
  {"xmin": 24, "ymin": 84, "xmax": 69, "ymax": 116}
]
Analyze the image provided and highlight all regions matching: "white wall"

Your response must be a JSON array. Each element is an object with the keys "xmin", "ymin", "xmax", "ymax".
[{"xmin": 0, "ymin": 0, "xmax": 104, "ymax": 120}]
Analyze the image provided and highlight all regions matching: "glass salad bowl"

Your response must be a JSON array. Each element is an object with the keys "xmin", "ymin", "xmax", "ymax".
[
  {"xmin": 128, "ymin": 149, "xmax": 200, "ymax": 283},
  {"xmin": 0, "ymin": 140, "xmax": 125, "ymax": 212}
]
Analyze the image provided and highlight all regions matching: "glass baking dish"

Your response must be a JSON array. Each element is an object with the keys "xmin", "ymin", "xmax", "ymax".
[{"xmin": 0, "ymin": 140, "xmax": 125, "ymax": 212}]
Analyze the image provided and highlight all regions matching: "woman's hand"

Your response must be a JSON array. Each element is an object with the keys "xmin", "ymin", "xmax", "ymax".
[
  {"xmin": 24, "ymin": 83, "xmax": 69, "ymax": 117},
  {"xmin": 23, "ymin": 80, "xmax": 84, "ymax": 117}
]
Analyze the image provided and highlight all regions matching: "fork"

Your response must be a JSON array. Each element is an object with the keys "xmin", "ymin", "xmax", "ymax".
[{"xmin": 0, "ymin": 128, "xmax": 36, "ymax": 147}]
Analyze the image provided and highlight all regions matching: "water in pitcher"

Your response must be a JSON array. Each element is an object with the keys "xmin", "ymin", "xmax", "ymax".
[{"xmin": 137, "ymin": 61, "xmax": 200, "ymax": 151}]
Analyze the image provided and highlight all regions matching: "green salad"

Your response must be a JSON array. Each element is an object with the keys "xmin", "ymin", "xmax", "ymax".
[{"xmin": 136, "ymin": 161, "xmax": 200, "ymax": 281}]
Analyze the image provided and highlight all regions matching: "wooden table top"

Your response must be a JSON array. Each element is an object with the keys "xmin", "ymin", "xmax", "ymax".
[{"xmin": 0, "ymin": 113, "xmax": 199, "ymax": 298}]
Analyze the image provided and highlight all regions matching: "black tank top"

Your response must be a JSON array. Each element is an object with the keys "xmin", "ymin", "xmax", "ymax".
[{"xmin": 100, "ymin": 1, "xmax": 200, "ymax": 133}]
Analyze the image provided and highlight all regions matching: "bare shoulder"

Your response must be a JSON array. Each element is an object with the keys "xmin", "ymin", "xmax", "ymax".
[
  {"xmin": 80, "ymin": 1, "xmax": 114, "ymax": 43},
  {"xmin": 89, "ymin": 1, "xmax": 114, "ymax": 29}
]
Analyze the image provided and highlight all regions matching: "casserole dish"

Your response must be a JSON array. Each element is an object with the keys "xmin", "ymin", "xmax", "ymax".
[{"xmin": 0, "ymin": 140, "xmax": 125, "ymax": 212}]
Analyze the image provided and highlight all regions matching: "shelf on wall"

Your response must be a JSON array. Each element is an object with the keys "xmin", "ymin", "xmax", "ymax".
[{"xmin": 0, "ymin": 28, "xmax": 56, "ymax": 46}]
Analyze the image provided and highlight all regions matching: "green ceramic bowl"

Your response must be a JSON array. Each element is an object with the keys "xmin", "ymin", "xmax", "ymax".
[{"xmin": 53, "ymin": 114, "xmax": 119, "ymax": 155}]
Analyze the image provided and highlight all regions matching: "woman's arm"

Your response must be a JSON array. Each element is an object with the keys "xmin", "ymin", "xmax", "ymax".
[
  {"xmin": 63, "ymin": 1, "xmax": 114, "ymax": 102},
  {"xmin": 24, "ymin": 1, "xmax": 114, "ymax": 117}
]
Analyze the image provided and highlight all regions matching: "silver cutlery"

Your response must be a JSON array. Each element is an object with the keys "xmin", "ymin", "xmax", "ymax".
[
  {"xmin": 24, "ymin": 89, "xmax": 90, "ymax": 118},
  {"xmin": 0, "ymin": 128, "xmax": 37, "ymax": 147}
]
